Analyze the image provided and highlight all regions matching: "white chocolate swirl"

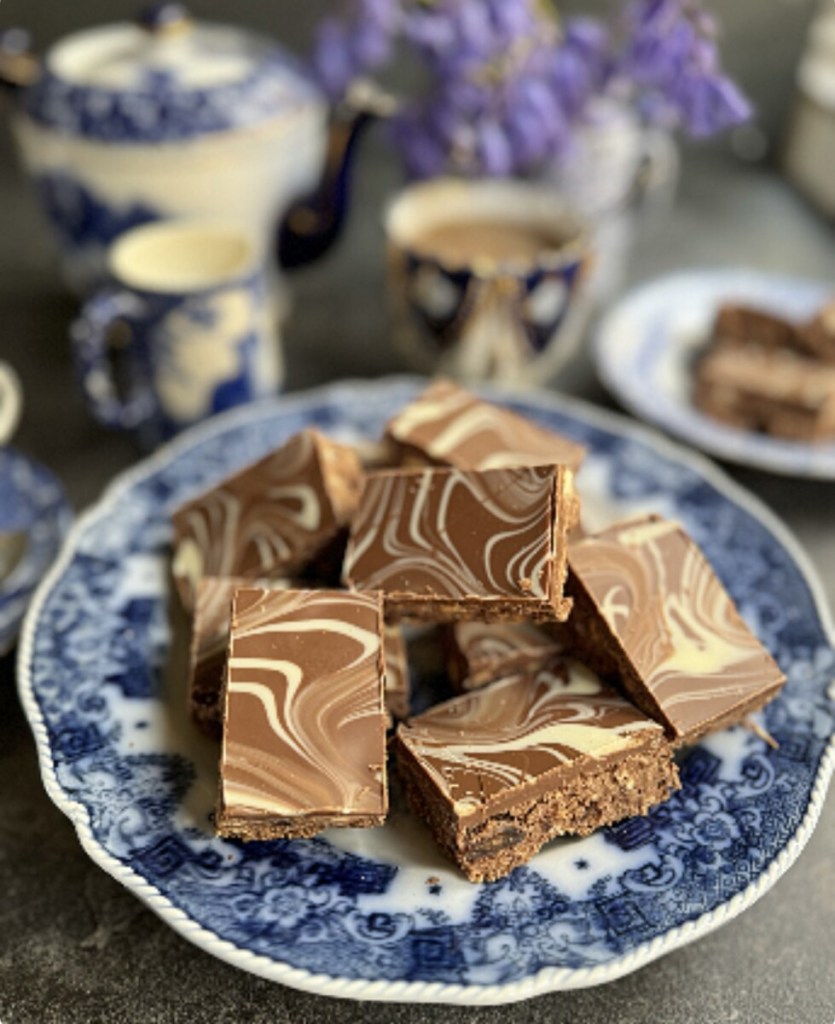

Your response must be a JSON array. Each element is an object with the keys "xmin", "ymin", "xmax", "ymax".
[
  {"xmin": 397, "ymin": 659, "xmax": 664, "ymax": 821},
  {"xmin": 383, "ymin": 625, "xmax": 410, "ymax": 721},
  {"xmin": 450, "ymin": 620, "xmax": 565, "ymax": 689},
  {"xmin": 189, "ymin": 575, "xmax": 293, "ymax": 724},
  {"xmin": 218, "ymin": 589, "xmax": 387, "ymax": 820},
  {"xmin": 386, "ymin": 379, "xmax": 586, "ymax": 472},
  {"xmin": 172, "ymin": 430, "xmax": 362, "ymax": 611},
  {"xmin": 343, "ymin": 465, "xmax": 568, "ymax": 608},
  {"xmin": 570, "ymin": 515, "xmax": 786, "ymax": 739}
]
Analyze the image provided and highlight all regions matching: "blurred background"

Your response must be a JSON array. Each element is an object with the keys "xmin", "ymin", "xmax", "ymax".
[
  {"xmin": 3, "ymin": 0, "xmax": 834, "ymax": 505},
  {"xmin": 0, "ymin": 0, "xmax": 822, "ymax": 143}
]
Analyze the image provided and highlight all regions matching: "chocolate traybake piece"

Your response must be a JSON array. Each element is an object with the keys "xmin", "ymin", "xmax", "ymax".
[
  {"xmin": 443, "ymin": 620, "xmax": 567, "ymax": 691},
  {"xmin": 343, "ymin": 464, "xmax": 575, "ymax": 622},
  {"xmin": 171, "ymin": 429, "xmax": 364, "ymax": 612},
  {"xmin": 383, "ymin": 625, "xmax": 411, "ymax": 723},
  {"xmin": 711, "ymin": 301, "xmax": 835, "ymax": 365},
  {"xmin": 393, "ymin": 658, "xmax": 679, "ymax": 882},
  {"xmin": 800, "ymin": 302, "xmax": 835, "ymax": 364},
  {"xmin": 190, "ymin": 585, "xmax": 409, "ymax": 736},
  {"xmin": 352, "ymin": 436, "xmax": 401, "ymax": 470},
  {"xmin": 385, "ymin": 378, "xmax": 586, "ymax": 475},
  {"xmin": 710, "ymin": 303, "xmax": 807, "ymax": 356},
  {"xmin": 188, "ymin": 575, "xmax": 298, "ymax": 737},
  {"xmin": 215, "ymin": 588, "xmax": 388, "ymax": 840},
  {"xmin": 568, "ymin": 515, "xmax": 786, "ymax": 744},
  {"xmin": 693, "ymin": 346, "xmax": 835, "ymax": 442},
  {"xmin": 190, "ymin": 575, "xmax": 257, "ymax": 737}
]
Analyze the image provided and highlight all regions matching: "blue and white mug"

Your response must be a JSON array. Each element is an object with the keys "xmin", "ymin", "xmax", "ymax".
[{"xmin": 71, "ymin": 220, "xmax": 282, "ymax": 443}]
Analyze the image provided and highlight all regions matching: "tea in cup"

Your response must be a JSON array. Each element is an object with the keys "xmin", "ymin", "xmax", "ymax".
[{"xmin": 386, "ymin": 178, "xmax": 592, "ymax": 383}]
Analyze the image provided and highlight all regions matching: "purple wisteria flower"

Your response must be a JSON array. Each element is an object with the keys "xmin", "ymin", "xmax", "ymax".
[
  {"xmin": 312, "ymin": 0, "xmax": 399, "ymax": 99},
  {"xmin": 620, "ymin": 0, "xmax": 752, "ymax": 136},
  {"xmin": 309, "ymin": 0, "xmax": 750, "ymax": 179}
]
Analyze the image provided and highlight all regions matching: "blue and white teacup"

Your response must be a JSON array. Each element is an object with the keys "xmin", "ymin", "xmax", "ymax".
[
  {"xmin": 386, "ymin": 178, "xmax": 592, "ymax": 384},
  {"xmin": 71, "ymin": 220, "xmax": 282, "ymax": 444}
]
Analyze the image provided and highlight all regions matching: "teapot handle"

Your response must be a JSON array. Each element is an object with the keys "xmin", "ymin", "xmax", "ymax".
[{"xmin": 0, "ymin": 29, "xmax": 40, "ymax": 92}]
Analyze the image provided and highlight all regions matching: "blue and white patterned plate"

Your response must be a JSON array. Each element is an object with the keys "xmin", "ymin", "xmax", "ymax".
[
  {"xmin": 17, "ymin": 378, "xmax": 835, "ymax": 1004},
  {"xmin": 594, "ymin": 269, "xmax": 835, "ymax": 477},
  {"xmin": 0, "ymin": 447, "xmax": 71, "ymax": 657}
]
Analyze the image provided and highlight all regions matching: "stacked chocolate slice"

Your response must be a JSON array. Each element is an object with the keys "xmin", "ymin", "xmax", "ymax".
[
  {"xmin": 170, "ymin": 380, "xmax": 785, "ymax": 882},
  {"xmin": 693, "ymin": 301, "xmax": 835, "ymax": 442}
]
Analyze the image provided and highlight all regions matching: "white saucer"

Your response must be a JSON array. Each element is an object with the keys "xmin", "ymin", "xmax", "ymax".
[{"xmin": 594, "ymin": 268, "xmax": 835, "ymax": 477}]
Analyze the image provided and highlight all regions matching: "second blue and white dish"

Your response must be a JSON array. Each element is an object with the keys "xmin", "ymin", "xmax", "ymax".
[{"xmin": 594, "ymin": 268, "xmax": 835, "ymax": 477}]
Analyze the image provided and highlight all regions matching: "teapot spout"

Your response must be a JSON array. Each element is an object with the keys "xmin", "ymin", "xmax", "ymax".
[{"xmin": 278, "ymin": 80, "xmax": 395, "ymax": 270}]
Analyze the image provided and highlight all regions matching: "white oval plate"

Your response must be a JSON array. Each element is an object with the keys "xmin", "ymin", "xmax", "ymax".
[
  {"xmin": 17, "ymin": 377, "xmax": 835, "ymax": 1004},
  {"xmin": 594, "ymin": 268, "xmax": 835, "ymax": 477}
]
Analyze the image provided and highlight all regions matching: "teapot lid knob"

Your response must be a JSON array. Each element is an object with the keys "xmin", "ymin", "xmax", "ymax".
[{"xmin": 136, "ymin": 3, "xmax": 192, "ymax": 35}]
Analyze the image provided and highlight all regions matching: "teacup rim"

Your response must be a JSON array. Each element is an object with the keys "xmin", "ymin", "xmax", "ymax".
[
  {"xmin": 384, "ymin": 177, "xmax": 590, "ymax": 278},
  {"xmin": 108, "ymin": 219, "xmax": 263, "ymax": 297}
]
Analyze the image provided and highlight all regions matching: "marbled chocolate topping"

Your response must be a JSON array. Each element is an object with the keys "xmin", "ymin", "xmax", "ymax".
[
  {"xmin": 713, "ymin": 301, "xmax": 835, "ymax": 364},
  {"xmin": 712, "ymin": 304, "xmax": 803, "ymax": 355},
  {"xmin": 190, "ymin": 575, "xmax": 250, "ymax": 717},
  {"xmin": 385, "ymin": 379, "xmax": 586, "ymax": 473},
  {"xmin": 172, "ymin": 430, "xmax": 363, "ymax": 611},
  {"xmin": 447, "ymin": 620, "xmax": 566, "ymax": 689},
  {"xmin": 396, "ymin": 659, "xmax": 665, "ymax": 826},
  {"xmin": 801, "ymin": 303, "xmax": 835, "ymax": 364},
  {"xmin": 189, "ymin": 575, "xmax": 292, "ymax": 728},
  {"xmin": 343, "ymin": 464, "xmax": 573, "ymax": 619},
  {"xmin": 569, "ymin": 515, "xmax": 786, "ymax": 740},
  {"xmin": 697, "ymin": 347, "xmax": 835, "ymax": 412},
  {"xmin": 217, "ymin": 588, "xmax": 387, "ymax": 823},
  {"xmin": 383, "ymin": 625, "xmax": 410, "ymax": 721}
]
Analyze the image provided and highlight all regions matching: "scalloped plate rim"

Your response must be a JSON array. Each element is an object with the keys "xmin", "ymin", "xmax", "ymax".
[
  {"xmin": 593, "ymin": 267, "xmax": 835, "ymax": 478},
  {"xmin": 15, "ymin": 376, "xmax": 835, "ymax": 1005}
]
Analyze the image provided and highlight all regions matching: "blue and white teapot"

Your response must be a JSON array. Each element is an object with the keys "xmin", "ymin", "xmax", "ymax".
[{"xmin": 0, "ymin": 4, "xmax": 380, "ymax": 292}]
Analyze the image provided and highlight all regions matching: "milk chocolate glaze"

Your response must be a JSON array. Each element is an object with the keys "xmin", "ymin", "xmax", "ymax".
[
  {"xmin": 386, "ymin": 379, "xmax": 586, "ymax": 473},
  {"xmin": 343, "ymin": 464, "xmax": 572, "ymax": 617},
  {"xmin": 397, "ymin": 657, "xmax": 668, "ymax": 825},
  {"xmin": 569, "ymin": 515, "xmax": 786, "ymax": 739},
  {"xmin": 218, "ymin": 589, "xmax": 387, "ymax": 822}
]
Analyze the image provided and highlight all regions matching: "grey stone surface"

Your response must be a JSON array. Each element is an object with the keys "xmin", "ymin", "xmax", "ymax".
[{"xmin": 1, "ymin": 2, "xmax": 834, "ymax": 1022}]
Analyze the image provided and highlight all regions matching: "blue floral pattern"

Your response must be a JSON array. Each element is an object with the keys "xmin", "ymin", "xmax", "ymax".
[
  {"xmin": 36, "ymin": 172, "xmax": 161, "ymax": 250},
  {"xmin": 71, "ymin": 270, "xmax": 276, "ymax": 441},
  {"xmin": 0, "ymin": 447, "xmax": 72, "ymax": 655},
  {"xmin": 24, "ymin": 52, "xmax": 320, "ymax": 144},
  {"xmin": 19, "ymin": 379, "xmax": 835, "ymax": 998}
]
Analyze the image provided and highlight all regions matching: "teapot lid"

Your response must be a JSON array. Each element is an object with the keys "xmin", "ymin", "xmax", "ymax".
[{"xmin": 23, "ymin": 4, "xmax": 323, "ymax": 143}]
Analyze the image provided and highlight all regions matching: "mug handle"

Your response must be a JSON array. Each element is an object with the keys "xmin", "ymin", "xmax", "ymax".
[
  {"xmin": 0, "ymin": 362, "xmax": 22, "ymax": 446},
  {"xmin": 71, "ymin": 288, "xmax": 156, "ymax": 430}
]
